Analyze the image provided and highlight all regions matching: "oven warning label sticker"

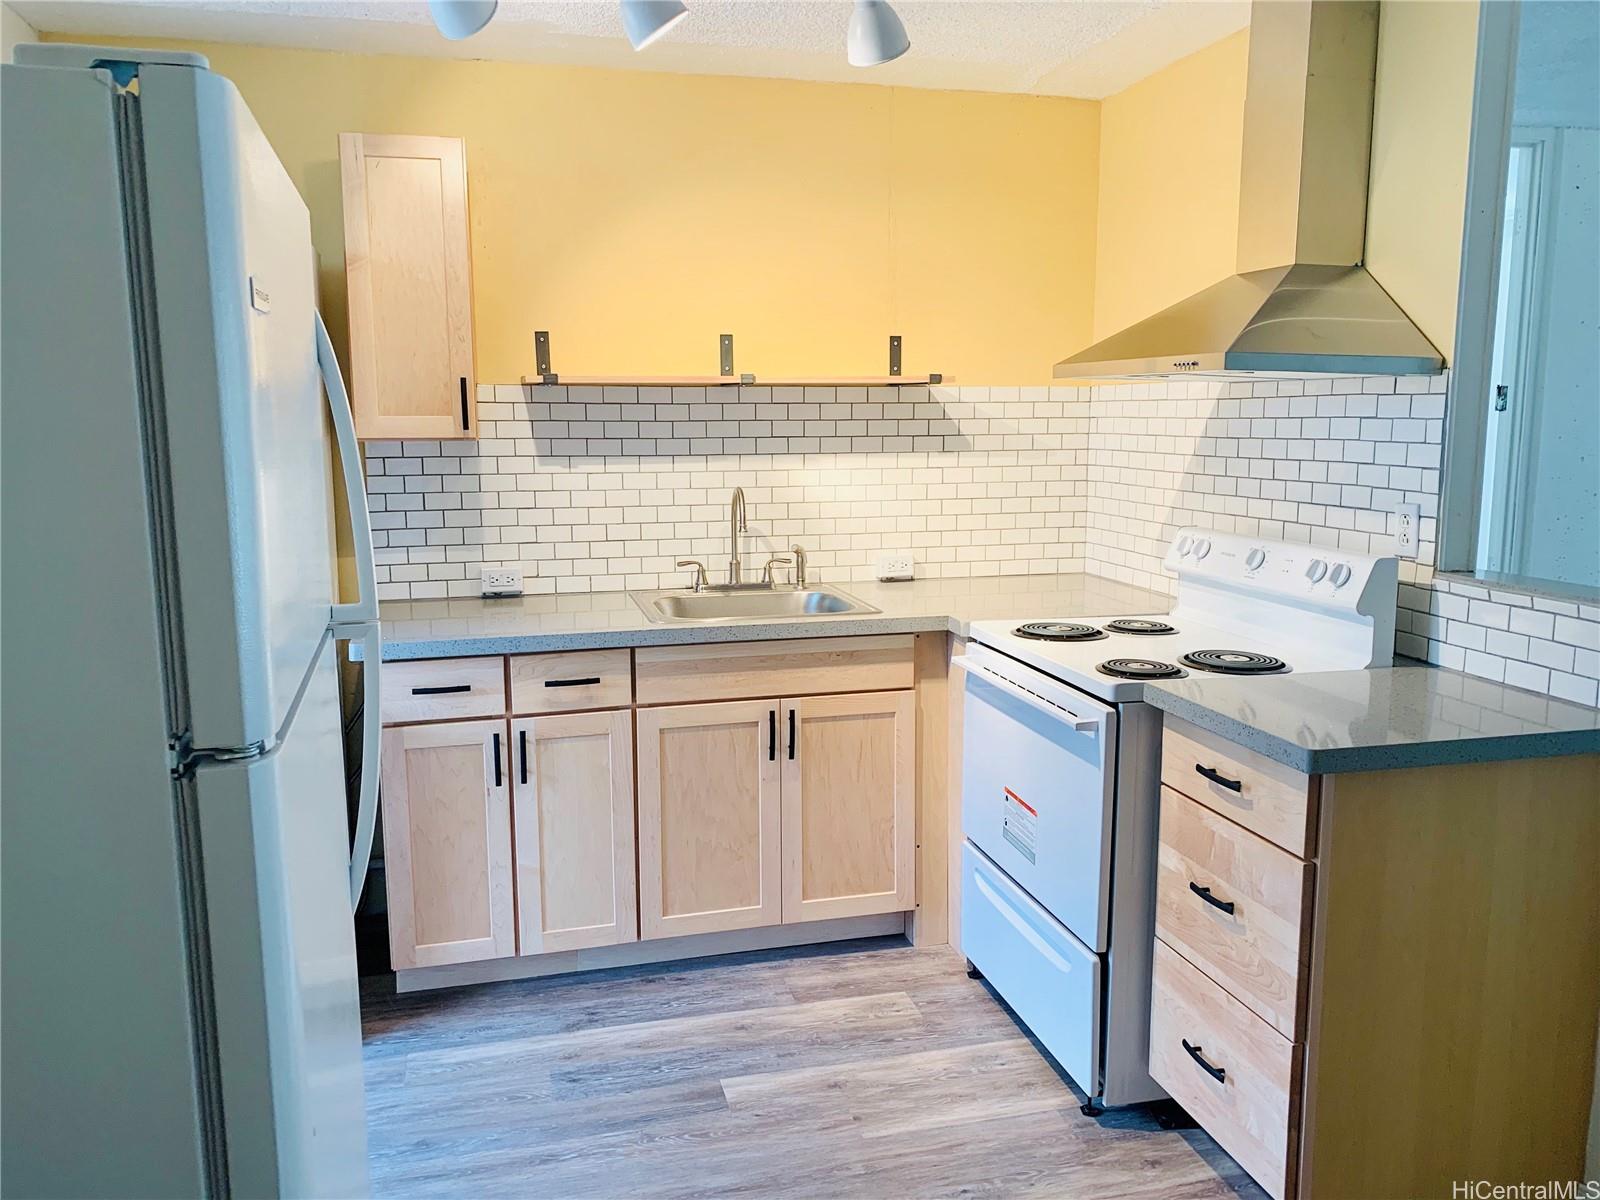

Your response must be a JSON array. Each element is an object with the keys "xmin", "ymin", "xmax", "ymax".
[{"xmin": 1002, "ymin": 788, "xmax": 1038, "ymax": 865}]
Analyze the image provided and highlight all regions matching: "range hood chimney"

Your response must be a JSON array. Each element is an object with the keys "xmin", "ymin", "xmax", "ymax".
[{"xmin": 1056, "ymin": 0, "xmax": 1444, "ymax": 381}]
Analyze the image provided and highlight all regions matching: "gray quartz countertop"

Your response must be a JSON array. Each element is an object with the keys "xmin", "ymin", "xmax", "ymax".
[
  {"xmin": 1143, "ymin": 661, "xmax": 1600, "ymax": 774},
  {"xmin": 365, "ymin": 573, "xmax": 1168, "ymax": 661}
]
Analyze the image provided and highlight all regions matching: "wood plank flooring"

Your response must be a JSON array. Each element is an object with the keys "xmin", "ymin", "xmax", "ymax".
[{"xmin": 361, "ymin": 937, "xmax": 1267, "ymax": 1199}]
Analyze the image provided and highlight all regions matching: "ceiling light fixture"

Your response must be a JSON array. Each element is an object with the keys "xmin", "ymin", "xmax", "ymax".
[
  {"xmin": 427, "ymin": 0, "xmax": 498, "ymax": 41},
  {"xmin": 621, "ymin": 0, "xmax": 689, "ymax": 51},
  {"xmin": 846, "ymin": 0, "xmax": 910, "ymax": 67}
]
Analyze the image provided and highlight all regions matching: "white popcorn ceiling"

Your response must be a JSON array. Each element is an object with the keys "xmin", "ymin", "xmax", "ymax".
[{"xmin": 12, "ymin": 0, "xmax": 1250, "ymax": 98}]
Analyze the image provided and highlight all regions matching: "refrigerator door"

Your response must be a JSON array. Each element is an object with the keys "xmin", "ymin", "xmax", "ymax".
[
  {"xmin": 136, "ymin": 62, "xmax": 337, "ymax": 752},
  {"xmin": 193, "ymin": 631, "xmax": 369, "ymax": 1198}
]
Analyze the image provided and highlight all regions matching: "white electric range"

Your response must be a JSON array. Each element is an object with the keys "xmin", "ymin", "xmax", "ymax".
[{"xmin": 956, "ymin": 528, "xmax": 1398, "ymax": 1113}]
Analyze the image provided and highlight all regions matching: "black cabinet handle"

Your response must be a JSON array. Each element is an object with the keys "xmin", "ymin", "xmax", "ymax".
[
  {"xmin": 544, "ymin": 677, "xmax": 601, "ymax": 688},
  {"xmin": 492, "ymin": 732, "xmax": 502, "ymax": 787},
  {"xmin": 787, "ymin": 709, "xmax": 796, "ymax": 760},
  {"xmin": 1182, "ymin": 1039, "xmax": 1226, "ymax": 1083},
  {"xmin": 1189, "ymin": 882, "xmax": 1236, "ymax": 915},
  {"xmin": 459, "ymin": 377, "xmax": 470, "ymax": 430},
  {"xmin": 519, "ymin": 729, "xmax": 528, "ymax": 786},
  {"xmin": 769, "ymin": 710, "xmax": 777, "ymax": 761},
  {"xmin": 412, "ymin": 684, "xmax": 470, "ymax": 696},
  {"xmin": 1195, "ymin": 763, "xmax": 1243, "ymax": 793}
]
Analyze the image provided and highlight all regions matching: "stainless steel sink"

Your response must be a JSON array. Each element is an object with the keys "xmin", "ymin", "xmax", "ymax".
[{"xmin": 630, "ymin": 584, "xmax": 880, "ymax": 624}]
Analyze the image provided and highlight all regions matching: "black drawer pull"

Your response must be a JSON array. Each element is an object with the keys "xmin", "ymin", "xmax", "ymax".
[
  {"xmin": 492, "ymin": 732, "xmax": 502, "ymax": 788},
  {"xmin": 1182, "ymin": 1039, "xmax": 1226, "ymax": 1084},
  {"xmin": 769, "ymin": 709, "xmax": 777, "ymax": 761},
  {"xmin": 544, "ymin": 677, "xmax": 601, "ymax": 688},
  {"xmin": 412, "ymin": 684, "xmax": 470, "ymax": 696},
  {"xmin": 787, "ymin": 708, "xmax": 796, "ymax": 760},
  {"xmin": 519, "ymin": 729, "xmax": 528, "ymax": 786},
  {"xmin": 1195, "ymin": 763, "xmax": 1243, "ymax": 792},
  {"xmin": 1189, "ymin": 882, "xmax": 1236, "ymax": 915},
  {"xmin": 459, "ymin": 377, "xmax": 470, "ymax": 430}
]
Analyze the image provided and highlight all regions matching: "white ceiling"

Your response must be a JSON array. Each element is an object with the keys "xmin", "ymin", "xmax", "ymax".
[{"xmin": 11, "ymin": 0, "xmax": 1250, "ymax": 99}]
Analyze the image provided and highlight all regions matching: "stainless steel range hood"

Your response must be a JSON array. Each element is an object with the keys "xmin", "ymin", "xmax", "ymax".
[{"xmin": 1057, "ymin": 0, "xmax": 1444, "ymax": 381}]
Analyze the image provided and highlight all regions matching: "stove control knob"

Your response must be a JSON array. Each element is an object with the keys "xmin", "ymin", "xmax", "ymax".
[
  {"xmin": 1177, "ymin": 535, "xmax": 1193, "ymax": 556},
  {"xmin": 1245, "ymin": 548, "xmax": 1266, "ymax": 571},
  {"xmin": 1330, "ymin": 563, "xmax": 1353, "ymax": 588},
  {"xmin": 1305, "ymin": 559, "xmax": 1328, "ymax": 583},
  {"xmin": 1194, "ymin": 538, "xmax": 1211, "ymax": 560}
]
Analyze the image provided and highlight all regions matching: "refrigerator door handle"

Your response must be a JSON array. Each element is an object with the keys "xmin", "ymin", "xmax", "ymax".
[
  {"xmin": 316, "ymin": 311, "xmax": 379, "ymax": 627},
  {"xmin": 345, "ymin": 621, "xmax": 382, "ymax": 911}
]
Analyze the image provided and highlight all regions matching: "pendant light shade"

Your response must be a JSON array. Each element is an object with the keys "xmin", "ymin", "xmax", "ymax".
[
  {"xmin": 621, "ymin": 0, "xmax": 689, "ymax": 50},
  {"xmin": 427, "ymin": 0, "xmax": 498, "ymax": 40},
  {"xmin": 846, "ymin": 0, "xmax": 909, "ymax": 67}
]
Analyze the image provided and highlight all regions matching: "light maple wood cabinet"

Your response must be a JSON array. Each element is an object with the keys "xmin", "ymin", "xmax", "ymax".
[
  {"xmin": 379, "ymin": 718, "xmax": 514, "ymax": 969},
  {"xmin": 1150, "ymin": 714, "xmax": 1600, "ymax": 1200},
  {"xmin": 781, "ymin": 691, "xmax": 915, "ymax": 923},
  {"xmin": 511, "ymin": 710, "xmax": 638, "ymax": 954},
  {"xmin": 338, "ymin": 132, "xmax": 476, "ymax": 441},
  {"xmin": 636, "ymin": 700, "xmax": 783, "ymax": 939},
  {"xmin": 635, "ymin": 689, "xmax": 917, "ymax": 940}
]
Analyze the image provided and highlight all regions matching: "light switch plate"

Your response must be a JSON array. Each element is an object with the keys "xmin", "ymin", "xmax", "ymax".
[
  {"xmin": 1394, "ymin": 502, "xmax": 1420, "ymax": 559},
  {"xmin": 874, "ymin": 552, "xmax": 914, "ymax": 581},
  {"xmin": 481, "ymin": 565, "xmax": 524, "ymax": 596}
]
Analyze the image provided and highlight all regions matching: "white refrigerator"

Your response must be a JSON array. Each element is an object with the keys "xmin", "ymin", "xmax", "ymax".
[{"xmin": 2, "ymin": 43, "xmax": 380, "ymax": 1198}]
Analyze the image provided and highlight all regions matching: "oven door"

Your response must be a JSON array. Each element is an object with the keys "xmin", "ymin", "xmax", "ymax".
[{"xmin": 957, "ymin": 644, "xmax": 1117, "ymax": 952}]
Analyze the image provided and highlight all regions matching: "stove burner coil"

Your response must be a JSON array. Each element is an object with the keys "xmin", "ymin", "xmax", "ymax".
[
  {"xmin": 1096, "ymin": 658, "xmax": 1187, "ymax": 680},
  {"xmin": 1102, "ymin": 619, "xmax": 1177, "ymax": 636},
  {"xmin": 1180, "ymin": 649, "xmax": 1288, "ymax": 674},
  {"xmin": 1014, "ymin": 622, "xmax": 1107, "ymax": 642}
]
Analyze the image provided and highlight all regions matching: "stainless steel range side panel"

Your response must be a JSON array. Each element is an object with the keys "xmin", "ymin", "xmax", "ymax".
[{"xmin": 1099, "ymin": 701, "xmax": 1168, "ymax": 1107}]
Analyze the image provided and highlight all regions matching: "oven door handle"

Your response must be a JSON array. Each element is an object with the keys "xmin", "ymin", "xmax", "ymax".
[{"xmin": 951, "ymin": 655, "xmax": 1101, "ymax": 733}]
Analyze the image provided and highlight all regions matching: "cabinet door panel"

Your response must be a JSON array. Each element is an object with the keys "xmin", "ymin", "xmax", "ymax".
[
  {"xmin": 636, "ymin": 701, "xmax": 781, "ymax": 939},
  {"xmin": 782, "ymin": 690, "xmax": 915, "ymax": 923},
  {"xmin": 380, "ymin": 719, "xmax": 513, "ymax": 969},
  {"xmin": 339, "ymin": 132, "xmax": 475, "ymax": 440},
  {"xmin": 512, "ymin": 711, "xmax": 637, "ymax": 954}
]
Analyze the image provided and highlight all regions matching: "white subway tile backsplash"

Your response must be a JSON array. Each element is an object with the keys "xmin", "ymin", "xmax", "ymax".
[{"xmin": 364, "ymin": 373, "xmax": 1598, "ymax": 705}]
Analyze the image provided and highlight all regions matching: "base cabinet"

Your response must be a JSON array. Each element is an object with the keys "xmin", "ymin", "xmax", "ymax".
[
  {"xmin": 636, "ymin": 700, "xmax": 783, "ymax": 939},
  {"xmin": 511, "ymin": 710, "xmax": 638, "ymax": 954},
  {"xmin": 379, "ymin": 719, "xmax": 514, "ymax": 969},
  {"xmin": 782, "ymin": 691, "xmax": 916, "ymax": 923}
]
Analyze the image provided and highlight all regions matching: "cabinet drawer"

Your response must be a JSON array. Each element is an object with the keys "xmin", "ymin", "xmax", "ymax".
[
  {"xmin": 1156, "ymin": 787, "xmax": 1312, "ymax": 1038},
  {"xmin": 1150, "ymin": 939, "xmax": 1299, "ymax": 1200},
  {"xmin": 510, "ymin": 650, "xmax": 632, "ymax": 715},
  {"xmin": 635, "ymin": 636, "xmax": 914, "ymax": 705},
  {"xmin": 1162, "ymin": 717, "xmax": 1317, "ymax": 857},
  {"xmin": 381, "ymin": 657, "xmax": 506, "ymax": 724}
]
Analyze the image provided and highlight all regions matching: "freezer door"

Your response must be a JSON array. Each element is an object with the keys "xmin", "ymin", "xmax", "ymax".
[
  {"xmin": 193, "ymin": 632, "xmax": 368, "ymax": 1199},
  {"xmin": 135, "ymin": 63, "xmax": 336, "ymax": 750}
]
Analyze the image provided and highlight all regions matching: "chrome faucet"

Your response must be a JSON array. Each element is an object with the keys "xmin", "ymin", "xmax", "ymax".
[
  {"xmin": 790, "ymin": 544, "xmax": 808, "ymax": 588},
  {"xmin": 727, "ymin": 487, "xmax": 748, "ymax": 585}
]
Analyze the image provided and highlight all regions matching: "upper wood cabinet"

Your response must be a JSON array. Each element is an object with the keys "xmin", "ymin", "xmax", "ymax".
[
  {"xmin": 781, "ymin": 691, "xmax": 916, "ymax": 923},
  {"xmin": 636, "ymin": 700, "xmax": 783, "ymax": 939},
  {"xmin": 511, "ymin": 710, "xmax": 638, "ymax": 955},
  {"xmin": 379, "ymin": 719, "xmax": 514, "ymax": 969},
  {"xmin": 338, "ymin": 132, "xmax": 476, "ymax": 441}
]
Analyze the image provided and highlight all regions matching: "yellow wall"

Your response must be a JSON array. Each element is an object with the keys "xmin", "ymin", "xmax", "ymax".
[
  {"xmin": 1091, "ymin": 29, "xmax": 1250, "ymax": 340},
  {"xmin": 55, "ymin": 35, "xmax": 1098, "ymax": 384},
  {"xmin": 1364, "ymin": 0, "xmax": 1479, "ymax": 361}
]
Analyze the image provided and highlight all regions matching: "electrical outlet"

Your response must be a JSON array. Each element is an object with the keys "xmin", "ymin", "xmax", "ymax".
[
  {"xmin": 1394, "ymin": 502, "xmax": 1420, "ymax": 559},
  {"xmin": 480, "ymin": 565, "xmax": 524, "ymax": 596},
  {"xmin": 874, "ymin": 552, "xmax": 914, "ymax": 581}
]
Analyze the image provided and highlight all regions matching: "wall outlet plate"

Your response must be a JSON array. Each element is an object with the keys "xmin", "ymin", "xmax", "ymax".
[
  {"xmin": 481, "ymin": 565, "xmax": 524, "ymax": 596},
  {"xmin": 874, "ymin": 552, "xmax": 914, "ymax": 581},
  {"xmin": 1394, "ymin": 502, "xmax": 1421, "ymax": 559}
]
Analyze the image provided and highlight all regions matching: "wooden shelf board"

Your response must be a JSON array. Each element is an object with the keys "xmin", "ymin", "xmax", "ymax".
[{"xmin": 744, "ymin": 376, "xmax": 942, "ymax": 387}]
